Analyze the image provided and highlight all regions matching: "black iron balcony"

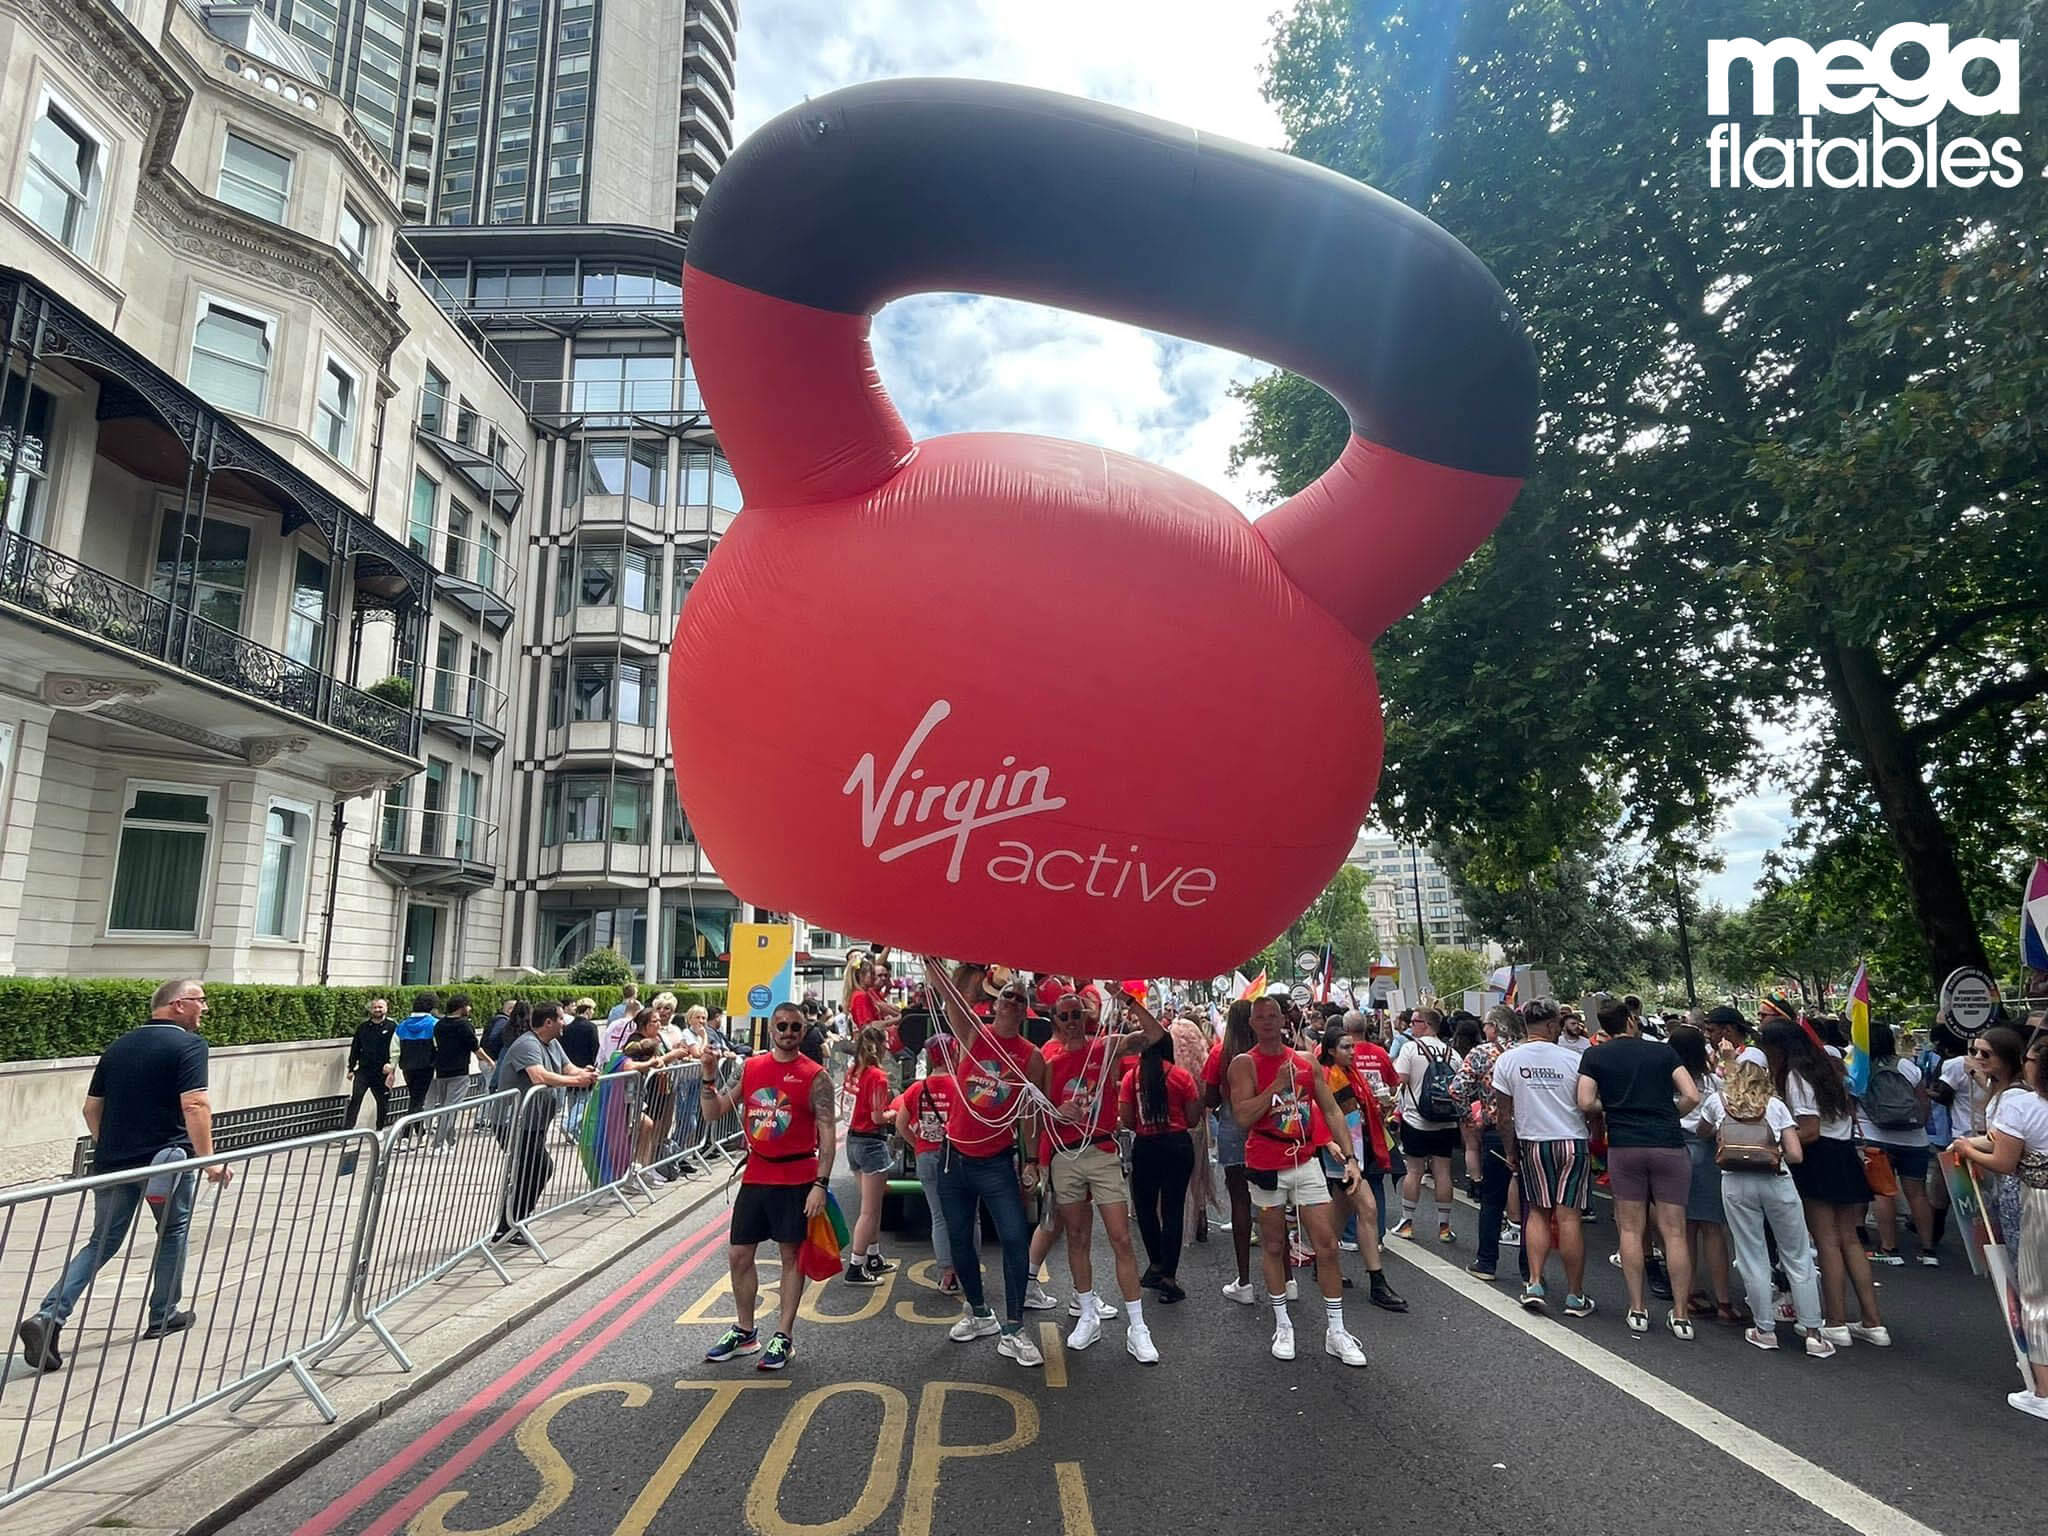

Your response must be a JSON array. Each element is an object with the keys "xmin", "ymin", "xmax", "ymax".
[{"xmin": 0, "ymin": 532, "xmax": 417, "ymax": 757}]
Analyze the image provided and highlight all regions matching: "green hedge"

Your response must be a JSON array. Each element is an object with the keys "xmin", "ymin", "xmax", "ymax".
[{"xmin": 0, "ymin": 979, "xmax": 728, "ymax": 1063}]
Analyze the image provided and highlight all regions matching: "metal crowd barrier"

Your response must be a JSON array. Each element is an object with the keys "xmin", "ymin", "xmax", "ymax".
[
  {"xmin": 339, "ymin": 1088, "xmax": 520, "ymax": 1371},
  {"xmin": 0, "ymin": 1130, "xmax": 382, "ymax": 1509},
  {"xmin": 498, "ymin": 1064, "xmax": 647, "ymax": 1260},
  {"xmin": 698, "ymin": 1053, "xmax": 746, "ymax": 1168},
  {"xmin": 637, "ymin": 1059, "xmax": 704, "ymax": 1188}
]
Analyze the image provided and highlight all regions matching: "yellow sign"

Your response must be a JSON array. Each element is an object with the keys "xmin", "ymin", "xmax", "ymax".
[{"xmin": 725, "ymin": 921, "xmax": 795, "ymax": 1027}]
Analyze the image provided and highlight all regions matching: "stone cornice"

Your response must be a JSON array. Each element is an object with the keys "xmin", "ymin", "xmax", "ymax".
[
  {"xmin": 133, "ymin": 177, "xmax": 408, "ymax": 366},
  {"xmin": 3, "ymin": 0, "xmax": 190, "ymax": 174}
]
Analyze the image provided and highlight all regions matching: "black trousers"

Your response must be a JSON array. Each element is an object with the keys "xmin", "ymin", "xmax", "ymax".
[
  {"xmin": 1130, "ymin": 1130, "xmax": 1195, "ymax": 1279},
  {"xmin": 348, "ymin": 1069, "xmax": 392, "ymax": 1130},
  {"xmin": 400, "ymin": 1063, "xmax": 434, "ymax": 1123},
  {"xmin": 500, "ymin": 1110, "xmax": 556, "ymax": 1232}
]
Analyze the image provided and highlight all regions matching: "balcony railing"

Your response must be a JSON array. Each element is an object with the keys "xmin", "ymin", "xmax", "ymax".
[
  {"xmin": 520, "ymin": 377, "xmax": 705, "ymax": 421},
  {"xmin": 432, "ymin": 523, "xmax": 516, "ymax": 604},
  {"xmin": 0, "ymin": 532, "xmax": 416, "ymax": 757},
  {"xmin": 376, "ymin": 803, "xmax": 498, "ymax": 883},
  {"xmin": 421, "ymin": 664, "xmax": 508, "ymax": 736}
]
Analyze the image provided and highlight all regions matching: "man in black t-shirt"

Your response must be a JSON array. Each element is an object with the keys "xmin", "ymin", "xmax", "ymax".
[
  {"xmin": 347, "ymin": 998, "xmax": 396, "ymax": 1129},
  {"xmin": 1575, "ymin": 996, "xmax": 1701, "ymax": 1336},
  {"xmin": 18, "ymin": 979, "xmax": 231, "ymax": 1372},
  {"xmin": 425, "ymin": 994, "xmax": 490, "ymax": 1146}
]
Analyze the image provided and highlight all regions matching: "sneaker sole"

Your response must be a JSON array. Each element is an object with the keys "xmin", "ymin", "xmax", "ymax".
[
  {"xmin": 706, "ymin": 1343, "xmax": 762, "ymax": 1362},
  {"xmin": 756, "ymin": 1356, "xmax": 790, "ymax": 1371}
]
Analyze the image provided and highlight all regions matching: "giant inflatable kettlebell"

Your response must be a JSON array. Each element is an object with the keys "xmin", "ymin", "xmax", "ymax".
[{"xmin": 674, "ymin": 79, "xmax": 1538, "ymax": 978}]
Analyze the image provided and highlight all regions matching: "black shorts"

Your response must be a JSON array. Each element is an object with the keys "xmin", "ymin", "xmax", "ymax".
[
  {"xmin": 731, "ymin": 1181, "xmax": 810, "ymax": 1247},
  {"xmin": 1400, "ymin": 1122, "xmax": 1459, "ymax": 1159}
]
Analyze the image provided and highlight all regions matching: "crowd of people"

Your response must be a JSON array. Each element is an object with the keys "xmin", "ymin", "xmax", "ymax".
[{"xmin": 696, "ymin": 960, "xmax": 2047, "ymax": 1419}]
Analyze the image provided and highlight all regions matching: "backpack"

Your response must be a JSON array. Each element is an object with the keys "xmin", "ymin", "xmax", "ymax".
[
  {"xmin": 1864, "ymin": 1058, "xmax": 1925, "ymax": 1130},
  {"xmin": 1714, "ymin": 1108, "xmax": 1782, "ymax": 1172},
  {"xmin": 1415, "ymin": 1040, "xmax": 1460, "ymax": 1123}
]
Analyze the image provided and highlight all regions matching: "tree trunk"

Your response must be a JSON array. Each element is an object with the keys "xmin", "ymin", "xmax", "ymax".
[{"xmin": 1815, "ymin": 634, "xmax": 1990, "ymax": 986}]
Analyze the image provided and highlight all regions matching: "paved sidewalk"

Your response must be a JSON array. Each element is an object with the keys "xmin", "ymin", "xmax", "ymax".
[{"xmin": 0, "ymin": 1125, "xmax": 731, "ymax": 1536}]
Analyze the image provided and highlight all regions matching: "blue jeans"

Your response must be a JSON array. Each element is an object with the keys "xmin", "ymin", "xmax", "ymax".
[
  {"xmin": 936, "ymin": 1150, "xmax": 1031, "ymax": 1323},
  {"xmin": 1474, "ymin": 1129, "xmax": 1523, "ymax": 1277},
  {"xmin": 40, "ymin": 1173, "xmax": 198, "ymax": 1329},
  {"xmin": 666, "ymin": 1084, "xmax": 702, "ymax": 1160},
  {"xmin": 916, "ymin": 1148, "xmax": 954, "ymax": 1274}
]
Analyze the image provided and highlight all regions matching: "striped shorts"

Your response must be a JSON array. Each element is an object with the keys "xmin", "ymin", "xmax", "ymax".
[{"xmin": 1517, "ymin": 1137, "xmax": 1591, "ymax": 1210}]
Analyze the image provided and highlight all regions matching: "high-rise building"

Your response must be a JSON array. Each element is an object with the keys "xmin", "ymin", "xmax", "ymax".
[
  {"xmin": 258, "ymin": 0, "xmax": 737, "ymax": 231},
  {"xmin": 1348, "ymin": 830, "xmax": 1480, "ymax": 951}
]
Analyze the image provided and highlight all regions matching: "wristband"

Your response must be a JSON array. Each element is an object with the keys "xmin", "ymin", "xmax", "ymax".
[{"xmin": 814, "ymin": 1177, "xmax": 830, "ymax": 1188}]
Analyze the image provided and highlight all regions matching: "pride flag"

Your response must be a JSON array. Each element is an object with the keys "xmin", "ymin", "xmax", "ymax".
[
  {"xmin": 1844, "ymin": 963, "xmax": 1873, "ymax": 1096},
  {"xmin": 577, "ymin": 1057, "xmax": 639, "ymax": 1187},
  {"xmin": 1316, "ymin": 941, "xmax": 1335, "ymax": 1003},
  {"xmin": 1237, "ymin": 970, "xmax": 1267, "ymax": 1002},
  {"xmin": 798, "ymin": 1190, "xmax": 852, "ymax": 1282}
]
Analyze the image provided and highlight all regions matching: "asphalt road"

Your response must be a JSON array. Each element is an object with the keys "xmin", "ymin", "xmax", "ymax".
[{"xmin": 220, "ymin": 1161, "xmax": 2031, "ymax": 1536}]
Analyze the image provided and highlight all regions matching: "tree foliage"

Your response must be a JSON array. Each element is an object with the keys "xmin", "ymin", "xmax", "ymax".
[
  {"xmin": 1247, "ymin": 862, "xmax": 1379, "ymax": 981},
  {"xmin": 1243, "ymin": 0, "xmax": 2048, "ymax": 996},
  {"xmin": 1428, "ymin": 946, "xmax": 1488, "ymax": 1001}
]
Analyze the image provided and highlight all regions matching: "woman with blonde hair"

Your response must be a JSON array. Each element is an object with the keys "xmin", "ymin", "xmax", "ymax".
[
  {"xmin": 841, "ymin": 1024, "xmax": 898, "ymax": 1284},
  {"xmin": 1700, "ymin": 1061, "xmax": 1831, "ymax": 1357}
]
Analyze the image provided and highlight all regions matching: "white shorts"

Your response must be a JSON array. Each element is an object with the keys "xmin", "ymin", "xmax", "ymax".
[{"xmin": 1248, "ymin": 1160, "xmax": 1331, "ymax": 1211}]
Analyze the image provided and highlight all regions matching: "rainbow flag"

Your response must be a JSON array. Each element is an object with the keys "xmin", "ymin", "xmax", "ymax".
[
  {"xmin": 797, "ymin": 1190, "xmax": 852, "ymax": 1281},
  {"xmin": 1844, "ymin": 963, "xmax": 1872, "ymax": 1095},
  {"xmin": 1316, "ymin": 941, "xmax": 1335, "ymax": 1003},
  {"xmin": 577, "ymin": 1056, "xmax": 638, "ymax": 1186},
  {"xmin": 1237, "ymin": 970, "xmax": 1267, "ymax": 1002}
]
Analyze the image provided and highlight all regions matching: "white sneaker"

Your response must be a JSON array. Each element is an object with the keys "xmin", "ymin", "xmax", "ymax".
[
  {"xmin": 949, "ymin": 1310, "xmax": 1000, "ymax": 1342},
  {"xmin": 2008, "ymin": 1390, "xmax": 2048, "ymax": 1421},
  {"xmin": 1222, "ymin": 1279, "xmax": 1256, "ymax": 1305},
  {"xmin": 1818, "ymin": 1324, "xmax": 1853, "ymax": 1348},
  {"xmin": 1068, "ymin": 1295, "xmax": 1116, "ymax": 1318},
  {"xmin": 1285, "ymin": 1278, "xmax": 1299, "ymax": 1301},
  {"xmin": 1270, "ymin": 1321, "xmax": 1295, "ymax": 1360},
  {"xmin": 1067, "ymin": 1308, "xmax": 1102, "ymax": 1351},
  {"xmin": 1126, "ymin": 1323, "xmax": 1159, "ymax": 1364},
  {"xmin": 1848, "ymin": 1323, "xmax": 1892, "ymax": 1347},
  {"xmin": 997, "ymin": 1328, "xmax": 1044, "ymax": 1367},
  {"xmin": 1498, "ymin": 1222, "xmax": 1522, "ymax": 1247},
  {"xmin": 1917, "ymin": 1253, "xmax": 1941, "ymax": 1268},
  {"xmin": 1023, "ymin": 1282, "xmax": 1060, "ymax": 1311},
  {"xmin": 1324, "ymin": 1327, "xmax": 1368, "ymax": 1367}
]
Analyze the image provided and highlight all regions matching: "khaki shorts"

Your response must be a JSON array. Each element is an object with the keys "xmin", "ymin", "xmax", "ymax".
[
  {"xmin": 1051, "ymin": 1144, "xmax": 1127, "ymax": 1207},
  {"xmin": 1248, "ymin": 1160, "xmax": 1332, "ymax": 1211}
]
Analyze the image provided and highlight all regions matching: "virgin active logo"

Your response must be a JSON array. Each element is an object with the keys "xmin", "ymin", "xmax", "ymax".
[{"xmin": 1707, "ymin": 23, "xmax": 2026, "ymax": 189}]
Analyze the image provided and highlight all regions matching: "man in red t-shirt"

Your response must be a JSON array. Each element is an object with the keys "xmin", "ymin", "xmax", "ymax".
[
  {"xmin": 1042, "ymin": 987, "xmax": 1156, "ymax": 1363},
  {"xmin": 1227, "ymin": 995, "xmax": 1367, "ymax": 1366},
  {"xmin": 698, "ymin": 1003, "xmax": 832, "ymax": 1372}
]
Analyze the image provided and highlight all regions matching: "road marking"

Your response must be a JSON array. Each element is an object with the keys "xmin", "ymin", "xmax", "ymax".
[
  {"xmin": 900, "ymin": 1382, "xmax": 1039, "ymax": 1536},
  {"xmin": 1395, "ymin": 1240, "xmax": 1943, "ymax": 1536},
  {"xmin": 294, "ymin": 1215, "xmax": 729, "ymax": 1536},
  {"xmin": 613, "ymin": 1382, "xmax": 788, "ymax": 1536},
  {"xmin": 1054, "ymin": 1463, "xmax": 1098, "ymax": 1536},
  {"xmin": 745, "ymin": 1382, "xmax": 909, "ymax": 1536},
  {"xmin": 338, "ymin": 1223, "xmax": 733, "ymax": 1536},
  {"xmin": 411, "ymin": 1381, "xmax": 649, "ymax": 1536},
  {"xmin": 1038, "ymin": 1322, "xmax": 1067, "ymax": 1387}
]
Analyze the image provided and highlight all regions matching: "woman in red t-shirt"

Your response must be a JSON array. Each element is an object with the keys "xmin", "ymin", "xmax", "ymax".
[
  {"xmin": 884, "ymin": 1062, "xmax": 958, "ymax": 1292},
  {"xmin": 846, "ymin": 957, "xmax": 902, "ymax": 1060},
  {"xmin": 841, "ymin": 1026, "xmax": 897, "ymax": 1284},
  {"xmin": 1120, "ymin": 1028, "xmax": 1202, "ymax": 1301}
]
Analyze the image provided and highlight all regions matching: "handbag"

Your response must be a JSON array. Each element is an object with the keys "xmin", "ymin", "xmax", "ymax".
[
  {"xmin": 1862, "ymin": 1144, "xmax": 1899, "ymax": 1198},
  {"xmin": 1714, "ymin": 1111, "xmax": 1781, "ymax": 1172}
]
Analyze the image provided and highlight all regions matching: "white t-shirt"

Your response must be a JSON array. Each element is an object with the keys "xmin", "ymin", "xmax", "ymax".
[
  {"xmin": 1698, "ymin": 1090, "xmax": 1797, "ymax": 1173},
  {"xmin": 1490, "ymin": 1040, "xmax": 1586, "ymax": 1141},
  {"xmin": 1855, "ymin": 1058, "xmax": 1927, "ymax": 1147},
  {"xmin": 1990, "ymin": 1088, "xmax": 2048, "ymax": 1154},
  {"xmin": 1784, "ymin": 1069, "xmax": 1854, "ymax": 1141},
  {"xmin": 1681, "ymin": 1070, "xmax": 1723, "ymax": 1135},
  {"xmin": 1559, "ymin": 1032, "xmax": 1592, "ymax": 1057},
  {"xmin": 1940, "ymin": 1056, "xmax": 1992, "ymax": 1135},
  {"xmin": 1394, "ymin": 1036, "xmax": 1464, "ymax": 1128},
  {"xmin": 1735, "ymin": 1046, "xmax": 1767, "ymax": 1069}
]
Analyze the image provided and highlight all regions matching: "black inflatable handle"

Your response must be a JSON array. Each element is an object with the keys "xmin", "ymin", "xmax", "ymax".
[{"xmin": 685, "ymin": 78, "xmax": 1537, "ymax": 480}]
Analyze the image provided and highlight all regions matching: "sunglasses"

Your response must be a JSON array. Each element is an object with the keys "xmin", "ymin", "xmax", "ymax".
[
  {"xmin": 1054, "ymin": 1009, "xmax": 1083, "ymax": 1020},
  {"xmin": 998, "ymin": 991, "xmax": 1027, "ymax": 1004},
  {"xmin": 772, "ymin": 1021, "xmax": 805, "ymax": 1033}
]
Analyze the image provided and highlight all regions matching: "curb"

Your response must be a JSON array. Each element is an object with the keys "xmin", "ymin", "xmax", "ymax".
[{"xmin": 176, "ymin": 1176, "xmax": 728, "ymax": 1536}]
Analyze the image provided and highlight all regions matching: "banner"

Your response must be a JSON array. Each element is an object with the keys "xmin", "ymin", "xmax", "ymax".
[{"xmin": 726, "ymin": 921, "xmax": 796, "ymax": 1029}]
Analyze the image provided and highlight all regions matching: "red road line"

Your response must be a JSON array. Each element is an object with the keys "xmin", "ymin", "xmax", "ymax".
[{"xmin": 295, "ymin": 1213, "xmax": 729, "ymax": 1536}]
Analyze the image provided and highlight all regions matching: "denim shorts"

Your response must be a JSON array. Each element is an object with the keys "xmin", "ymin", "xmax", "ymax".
[
  {"xmin": 846, "ymin": 1133, "xmax": 892, "ymax": 1176},
  {"xmin": 1212, "ymin": 1111, "xmax": 1248, "ymax": 1168}
]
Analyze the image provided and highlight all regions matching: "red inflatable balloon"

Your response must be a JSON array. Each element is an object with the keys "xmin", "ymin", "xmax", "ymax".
[{"xmin": 674, "ymin": 80, "xmax": 1537, "ymax": 978}]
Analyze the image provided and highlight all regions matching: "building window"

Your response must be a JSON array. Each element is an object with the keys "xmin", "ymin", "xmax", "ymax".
[
  {"xmin": 380, "ymin": 780, "xmax": 408, "ymax": 851},
  {"xmin": 409, "ymin": 469, "xmax": 437, "ymax": 555},
  {"xmin": 478, "ymin": 524, "xmax": 502, "ymax": 592},
  {"xmin": 542, "ymin": 903, "xmax": 646, "ymax": 970},
  {"xmin": 571, "ymin": 343, "xmax": 674, "ymax": 414},
  {"xmin": 338, "ymin": 200, "xmax": 370, "ymax": 273},
  {"xmin": 189, "ymin": 299, "xmax": 273, "ymax": 415},
  {"xmin": 663, "ymin": 772, "xmax": 695, "ymax": 843},
  {"xmin": 0, "ymin": 377, "xmax": 53, "ymax": 541},
  {"xmin": 456, "ymin": 769, "xmax": 483, "ymax": 861},
  {"xmin": 152, "ymin": 517, "xmax": 249, "ymax": 629},
  {"xmin": 218, "ymin": 132, "xmax": 292, "ymax": 223},
  {"xmin": 561, "ymin": 657, "xmax": 654, "ymax": 725},
  {"xmin": 255, "ymin": 801, "xmax": 311, "ymax": 940},
  {"xmin": 432, "ymin": 624, "xmax": 461, "ymax": 711},
  {"xmin": 20, "ymin": 92, "xmax": 103, "ymax": 254},
  {"xmin": 542, "ymin": 776, "xmax": 649, "ymax": 846},
  {"xmin": 109, "ymin": 784, "xmax": 215, "ymax": 934},
  {"xmin": 556, "ymin": 545, "xmax": 658, "ymax": 614},
  {"xmin": 420, "ymin": 365, "xmax": 448, "ymax": 434},
  {"xmin": 421, "ymin": 757, "xmax": 449, "ymax": 855},
  {"xmin": 315, "ymin": 354, "xmax": 359, "ymax": 461},
  {"xmin": 565, "ymin": 440, "xmax": 665, "ymax": 504},
  {"xmin": 285, "ymin": 550, "xmax": 328, "ymax": 666}
]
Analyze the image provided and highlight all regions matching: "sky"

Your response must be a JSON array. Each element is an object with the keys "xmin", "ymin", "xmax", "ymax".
[{"xmin": 728, "ymin": 0, "xmax": 1791, "ymax": 912}]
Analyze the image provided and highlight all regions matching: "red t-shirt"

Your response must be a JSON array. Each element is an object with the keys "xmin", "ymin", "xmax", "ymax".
[
  {"xmin": 888, "ymin": 1075, "xmax": 954, "ymax": 1156},
  {"xmin": 1347, "ymin": 1039, "xmax": 1397, "ymax": 1166},
  {"xmin": 847, "ymin": 1064, "xmax": 892, "ymax": 1135},
  {"xmin": 1120, "ymin": 1062, "xmax": 1201, "ymax": 1134},
  {"xmin": 1202, "ymin": 1039, "xmax": 1226, "ymax": 1088},
  {"xmin": 739, "ymin": 1051, "xmax": 825, "ymax": 1186},
  {"xmin": 946, "ymin": 1028, "xmax": 1039, "ymax": 1158},
  {"xmin": 1239, "ymin": 1047, "xmax": 1319, "ymax": 1171},
  {"xmin": 850, "ymin": 987, "xmax": 900, "ymax": 1053},
  {"xmin": 1041, "ymin": 1035, "xmax": 1121, "ymax": 1156}
]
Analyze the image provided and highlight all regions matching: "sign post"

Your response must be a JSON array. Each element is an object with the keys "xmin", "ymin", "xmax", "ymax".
[{"xmin": 1937, "ymin": 966, "xmax": 2002, "ymax": 1037}]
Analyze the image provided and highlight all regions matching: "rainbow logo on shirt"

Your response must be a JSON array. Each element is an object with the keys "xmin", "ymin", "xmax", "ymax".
[
  {"xmin": 745, "ymin": 1086, "xmax": 791, "ymax": 1143},
  {"xmin": 965, "ymin": 1059, "xmax": 1015, "ymax": 1112},
  {"xmin": 1270, "ymin": 1093, "xmax": 1309, "ymax": 1139}
]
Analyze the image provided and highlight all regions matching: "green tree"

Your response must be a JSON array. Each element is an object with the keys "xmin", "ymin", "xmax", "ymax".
[
  {"xmin": 1428, "ymin": 946, "xmax": 1488, "ymax": 1001},
  {"xmin": 1242, "ymin": 0, "xmax": 2048, "ymax": 994},
  {"xmin": 1247, "ymin": 862, "xmax": 1379, "ymax": 982}
]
